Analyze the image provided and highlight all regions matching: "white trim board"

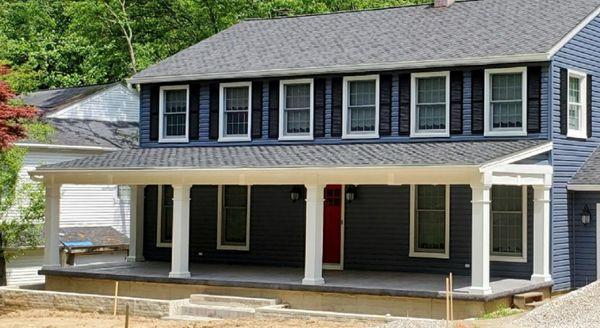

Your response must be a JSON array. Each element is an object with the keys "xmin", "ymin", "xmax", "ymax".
[
  {"xmin": 15, "ymin": 142, "xmax": 118, "ymax": 152},
  {"xmin": 568, "ymin": 185, "xmax": 600, "ymax": 191},
  {"xmin": 547, "ymin": 5, "xmax": 600, "ymax": 59},
  {"xmin": 480, "ymin": 142, "xmax": 553, "ymax": 172}
]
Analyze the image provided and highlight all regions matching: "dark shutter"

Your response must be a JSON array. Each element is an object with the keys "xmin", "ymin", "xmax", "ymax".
[
  {"xmin": 471, "ymin": 69, "xmax": 485, "ymax": 134},
  {"xmin": 399, "ymin": 74, "xmax": 411, "ymax": 135},
  {"xmin": 379, "ymin": 74, "xmax": 392, "ymax": 136},
  {"xmin": 331, "ymin": 77, "xmax": 343, "ymax": 137},
  {"xmin": 559, "ymin": 68, "xmax": 568, "ymax": 135},
  {"xmin": 268, "ymin": 80, "xmax": 279, "ymax": 139},
  {"xmin": 149, "ymin": 85, "xmax": 159, "ymax": 141},
  {"xmin": 450, "ymin": 71, "xmax": 463, "ymax": 135},
  {"xmin": 209, "ymin": 83, "xmax": 219, "ymax": 140},
  {"xmin": 588, "ymin": 74, "xmax": 593, "ymax": 138},
  {"xmin": 314, "ymin": 78, "xmax": 326, "ymax": 138},
  {"xmin": 252, "ymin": 81, "xmax": 263, "ymax": 139},
  {"xmin": 527, "ymin": 67, "xmax": 542, "ymax": 133},
  {"xmin": 188, "ymin": 83, "xmax": 200, "ymax": 140}
]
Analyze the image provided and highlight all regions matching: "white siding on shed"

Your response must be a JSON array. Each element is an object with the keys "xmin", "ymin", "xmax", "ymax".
[
  {"xmin": 48, "ymin": 84, "xmax": 139, "ymax": 122},
  {"xmin": 5, "ymin": 248, "xmax": 45, "ymax": 286}
]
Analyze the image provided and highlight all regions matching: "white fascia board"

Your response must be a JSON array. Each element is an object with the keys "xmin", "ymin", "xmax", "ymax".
[
  {"xmin": 567, "ymin": 184, "xmax": 600, "ymax": 191},
  {"xmin": 129, "ymin": 53, "xmax": 548, "ymax": 84},
  {"xmin": 15, "ymin": 142, "xmax": 118, "ymax": 152},
  {"xmin": 479, "ymin": 142, "xmax": 553, "ymax": 172},
  {"xmin": 547, "ymin": 5, "xmax": 600, "ymax": 59}
]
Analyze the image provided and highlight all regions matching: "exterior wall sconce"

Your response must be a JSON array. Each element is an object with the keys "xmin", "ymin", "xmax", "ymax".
[
  {"xmin": 581, "ymin": 204, "xmax": 592, "ymax": 225},
  {"xmin": 290, "ymin": 185, "xmax": 302, "ymax": 202},
  {"xmin": 345, "ymin": 185, "xmax": 357, "ymax": 203}
]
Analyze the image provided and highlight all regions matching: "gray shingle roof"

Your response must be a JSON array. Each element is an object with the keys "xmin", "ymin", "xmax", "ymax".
[
  {"xmin": 23, "ymin": 118, "xmax": 138, "ymax": 150},
  {"xmin": 37, "ymin": 140, "xmax": 548, "ymax": 171},
  {"xmin": 131, "ymin": 0, "xmax": 600, "ymax": 83},
  {"xmin": 21, "ymin": 83, "xmax": 120, "ymax": 115},
  {"xmin": 570, "ymin": 146, "xmax": 600, "ymax": 186}
]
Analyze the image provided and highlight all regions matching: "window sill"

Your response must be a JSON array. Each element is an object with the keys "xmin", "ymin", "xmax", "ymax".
[
  {"xmin": 218, "ymin": 136, "xmax": 251, "ymax": 142},
  {"xmin": 484, "ymin": 130, "xmax": 527, "ymax": 137},
  {"xmin": 278, "ymin": 135, "xmax": 314, "ymax": 141},
  {"xmin": 490, "ymin": 255, "xmax": 527, "ymax": 263},
  {"xmin": 217, "ymin": 244, "xmax": 249, "ymax": 251},
  {"xmin": 156, "ymin": 242, "xmax": 172, "ymax": 248},
  {"xmin": 410, "ymin": 131, "xmax": 450, "ymax": 138},
  {"xmin": 342, "ymin": 133, "xmax": 379, "ymax": 140},
  {"xmin": 409, "ymin": 251, "xmax": 449, "ymax": 259},
  {"xmin": 567, "ymin": 131, "xmax": 587, "ymax": 140},
  {"xmin": 158, "ymin": 137, "xmax": 189, "ymax": 143}
]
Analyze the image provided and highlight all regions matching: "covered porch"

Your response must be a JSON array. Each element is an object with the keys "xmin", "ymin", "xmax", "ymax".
[{"xmin": 33, "ymin": 140, "xmax": 554, "ymax": 297}]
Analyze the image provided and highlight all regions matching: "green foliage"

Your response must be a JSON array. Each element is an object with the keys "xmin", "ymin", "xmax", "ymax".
[
  {"xmin": 480, "ymin": 305, "xmax": 523, "ymax": 320},
  {"xmin": 0, "ymin": 147, "xmax": 26, "ymax": 216}
]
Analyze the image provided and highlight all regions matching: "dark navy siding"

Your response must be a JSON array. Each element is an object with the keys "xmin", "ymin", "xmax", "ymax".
[
  {"xmin": 551, "ymin": 16, "xmax": 600, "ymax": 291},
  {"xmin": 142, "ymin": 185, "xmax": 171, "ymax": 261},
  {"xmin": 571, "ymin": 191, "xmax": 600, "ymax": 288}
]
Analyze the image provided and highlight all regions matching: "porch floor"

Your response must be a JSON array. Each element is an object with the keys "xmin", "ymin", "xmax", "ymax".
[{"xmin": 40, "ymin": 261, "xmax": 552, "ymax": 301}]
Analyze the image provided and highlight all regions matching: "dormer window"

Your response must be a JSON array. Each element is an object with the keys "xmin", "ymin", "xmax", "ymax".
[
  {"xmin": 342, "ymin": 75, "xmax": 379, "ymax": 139},
  {"xmin": 410, "ymin": 72, "xmax": 450, "ymax": 137},
  {"xmin": 484, "ymin": 67, "xmax": 527, "ymax": 136},
  {"xmin": 159, "ymin": 85, "xmax": 189, "ymax": 143},
  {"xmin": 219, "ymin": 82, "xmax": 252, "ymax": 142}
]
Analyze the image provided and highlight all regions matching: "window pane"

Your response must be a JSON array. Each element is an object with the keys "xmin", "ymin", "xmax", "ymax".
[
  {"xmin": 490, "ymin": 73, "xmax": 523, "ymax": 129},
  {"xmin": 348, "ymin": 80, "xmax": 376, "ymax": 133},
  {"xmin": 163, "ymin": 90, "xmax": 187, "ymax": 137},
  {"xmin": 284, "ymin": 84, "xmax": 311, "ymax": 134},
  {"xmin": 165, "ymin": 90, "xmax": 187, "ymax": 113},
  {"xmin": 224, "ymin": 86, "xmax": 249, "ymax": 136},
  {"xmin": 349, "ymin": 80, "xmax": 376, "ymax": 106},
  {"xmin": 491, "ymin": 186, "xmax": 523, "ymax": 256},
  {"xmin": 222, "ymin": 186, "xmax": 248, "ymax": 246},
  {"xmin": 569, "ymin": 77, "xmax": 580, "ymax": 103},
  {"xmin": 161, "ymin": 185, "xmax": 174, "ymax": 243},
  {"xmin": 165, "ymin": 113, "xmax": 186, "ymax": 136},
  {"xmin": 491, "ymin": 186, "xmax": 522, "ymax": 212},
  {"xmin": 415, "ymin": 185, "xmax": 446, "ymax": 253},
  {"xmin": 569, "ymin": 104, "xmax": 581, "ymax": 130}
]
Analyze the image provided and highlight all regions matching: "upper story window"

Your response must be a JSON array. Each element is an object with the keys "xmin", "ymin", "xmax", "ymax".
[
  {"xmin": 490, "ymin": 185, "xmax": 527, "ymax": 263},
  {"xmin": 159, "ymin": 85, "xmax": 189, "ymax": 143},
  {"xmin": 279, "ymin": 79, "xmax": 314, "ymax": 140},
  {"xmin": 219, "ymin": 82, "xmax": 252, "ymax": 142},
  {"xmin": 409, "ymin": 184, "xmax": 450, "ymax": 259},
  {"xmin": 342, "ymin": 75, "xmax": 379, "ymax": 139},
  {"xmin": 484, "ymin": 67, "xmax": 527, "ymax": 137},
  {"xmin": 411, "ymin": 72, "xmax": 450, "ymax": 137},
  {"xmin": 567, "ymin": 69, "xmax": 587, "ymax": 139}
]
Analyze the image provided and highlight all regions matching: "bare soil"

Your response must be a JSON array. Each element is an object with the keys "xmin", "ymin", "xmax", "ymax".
[{"xmin": 0, "ymin": 308, "xmax": 377, "ymax": 328}]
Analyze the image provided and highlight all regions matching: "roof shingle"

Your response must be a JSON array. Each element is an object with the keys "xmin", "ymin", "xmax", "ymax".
[{"xmin": 570, "ymin": 146, "xmax": 600, "ymax": 186}]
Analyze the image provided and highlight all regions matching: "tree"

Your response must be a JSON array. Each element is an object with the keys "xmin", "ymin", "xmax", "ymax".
[{"xmin": 0, "ymin": 73, "xmax": 38, "ymax": 150}]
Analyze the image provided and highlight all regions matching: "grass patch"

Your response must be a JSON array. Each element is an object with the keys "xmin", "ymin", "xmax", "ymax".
[{"xmin": 480, "ymin": 305, "xmax": 523, "ymax": 319}]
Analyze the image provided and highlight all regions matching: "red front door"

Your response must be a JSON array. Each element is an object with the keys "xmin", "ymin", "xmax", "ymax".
[{"xmin": 323, "ymin": 185, "xmax": 342, "ymax": 265}]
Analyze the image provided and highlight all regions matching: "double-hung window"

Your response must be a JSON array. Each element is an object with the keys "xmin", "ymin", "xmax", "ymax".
[
  {"xmin": 342, "ymin": 75, "xmax": 379, "ymax": 139},
  {"xmin": 156, "ymin": 185, "xmax": 173, "ymax": 247},
  {"xmin": 219, "ymin": 82, "xmax": 252, "ymax": 141},
  {"xmin": 411, "ymin": 72, "xmax": 450, "ymax": 137},
  {"xmin": 217, "ymin": 185, "xmax": 250, "ymax": 251},
  {"xmin": 279, "ymin": 79, "xmax": 314, "ymax": 140},
  {"xmin": 490, "ymin": 185, "xmax": 527, "ymax": 262},
  {"xmin": 484, "ymin": 67, "xmax": 527, "ymax": 136},
  {"xmin": 159, "ymin": 85, "xmax": 189, "ymax": 143},
  {"xmin": 409, "ymin": 185, "xmax": 450, "ymax": 259},
  {"xmin": 567, "ymin": 70, "xmax": 587, "ymax": 139}
]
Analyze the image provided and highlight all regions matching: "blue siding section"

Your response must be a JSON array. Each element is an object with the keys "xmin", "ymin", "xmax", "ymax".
[
  {"xmin": 199, "ymin": 85, "xmax": 210, "ymax": 140},
  {"xmin": 139, "ymin": 85, "xmax": 151, "ymax": 146},
  {"xmin": 551, "ymin": 16, "xmax": 600, "ymax": 290},
  {"xmin": 391, "ymin": 75, "xmax": 400, "ymax": 136},
  {"xmin": 462, "ymin": 71, "xmax": 472, "ymax": 135},
  {"xmin": 571, "ymin": 191, "xmax": 600, "ymax": 287},
  {"xmin": 325, "ymin": 78, "xmax": 332, "ymax": 138},
  {"xmin": 262, "ymin": 81, "xmax": 270, "ymax": 139}
]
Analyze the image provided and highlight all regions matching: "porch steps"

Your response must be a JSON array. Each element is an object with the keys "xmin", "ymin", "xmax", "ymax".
[
  {"xmin": 189, "ymin": 294, "xmax": 280, "ymax": 307},
  {"xmin": 166, "ymin": 294, "xmax": 285, "ymax": 320},
  {"xmin": 513, "ymin": 291, "xmax": 545, "ymax": 310},
  {"xmin": 524, "ymin": 300, "xmax": 547, "ymax": 310}
]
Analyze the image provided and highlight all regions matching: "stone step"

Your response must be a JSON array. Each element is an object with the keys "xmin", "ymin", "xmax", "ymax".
[
  {"xmin": 179, "ymin": 303, "xmax": 256, "ymax": 319},
  {"xmin": 189, "ymin": 294, "xmax": 280, "ymax": 308},
  {"xmin": 513, "ymin": 292, "xmax": 544, "ymax": 310},
  {"xmin": 524, "ymin": 300, "xmax": 546, "ymax": 310},
  {"xmin": 162, "ymin": 314, "xmax": 220, "ymax": 322}
]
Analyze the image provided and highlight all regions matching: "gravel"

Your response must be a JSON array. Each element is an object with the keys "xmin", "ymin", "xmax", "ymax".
[
  {"xmin": 380, "ymin": 318, "xmax": 446, "ymax": 328},
  {"xmin": 516, "ymin": 281, "xmax": 600, "ymax": 328}
]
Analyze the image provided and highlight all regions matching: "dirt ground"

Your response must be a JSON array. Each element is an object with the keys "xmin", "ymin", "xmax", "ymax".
[{"xmin": 0, "ymin": 308, "xmax": 378, "ymax": 328}]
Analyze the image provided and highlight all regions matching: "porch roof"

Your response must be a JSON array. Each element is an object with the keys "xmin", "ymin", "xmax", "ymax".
[
  {"xmin": 569, "ymin": 146, "xmax": 600, "ymax": 190},
  {"xmin": 34, "ymin": 140, "xmax": 549, "ymax": 172}
]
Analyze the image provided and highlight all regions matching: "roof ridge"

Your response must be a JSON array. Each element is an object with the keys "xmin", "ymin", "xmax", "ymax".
[{"xmin": 241, "ymin": 0, "xmax": 477, "ymax": 22}]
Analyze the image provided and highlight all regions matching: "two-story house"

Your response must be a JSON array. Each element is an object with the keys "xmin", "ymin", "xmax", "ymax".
[{"xmin": 31, "ymin": 0, "xmax": 600, "ymax": 319}]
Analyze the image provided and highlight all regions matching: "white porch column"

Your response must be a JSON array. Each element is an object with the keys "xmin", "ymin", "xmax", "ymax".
[
  {"xmin": 43, "ymin": 183, "xmax": 61, "ymax": 268},
  {"xmin": 302, "ymin": 184, "xmax": 325, "ymax": 285},
  {"xmin": 169, "ymin": 184, "xmax": 191, "ymax": 278},
  {"xmin": 470, "ymin": 183, "xmax": 492, "ymax": 295},
  {"xmin": 127, "ymin": 185, "xmax": 145, "ymax": 262},
  {"xmin": 531, "ymin": 185, "xmax": 552, "ymax": 283}
]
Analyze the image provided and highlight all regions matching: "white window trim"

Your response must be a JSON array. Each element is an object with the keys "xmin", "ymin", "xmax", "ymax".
[
  {"xmin": 410, "ymin": 71, "xmax": 451, "ymax": 138},
  {"xmin": 342, "ymin": 75, "xmax": 380, "ymax": 139},
  {"xmin": 484, "ymin": 67, "xmax": 528, "ymax": 137},
  {"xmin": 156, "ymin": 185, "xmax": 172, "ymax": 248},
  {"xmin": 409, "ymin": 185, "xmax": 450, "ymax": 259},
  {"xmin": 217, "ymin": 185, "xmax": 251, "ymax": 251},
  {"xmin": 490, "ymin": 185, "xmax": 528, "ymax": 263},
  {"xmin": 158, "ymin": 85, "xmax": 189, "ymax": 143},
  {"xmin": 567, "ymin": 69, "xmax": 588, "ymax": 139},
  {"xmin": 278, "ymin": 79, "xmax": 314, "ymax": 141},
  {"xmin": 219, "ymin": 82, "xmax": 252, "ymax": 142}
]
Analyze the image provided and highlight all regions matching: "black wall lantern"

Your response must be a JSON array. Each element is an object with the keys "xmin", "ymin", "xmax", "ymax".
[
  {"xmin": 345, "ymin": 185, "xmax": 357, "ymax": 203},
  {"xmin": 290, "ymin": 185, "xmax": 302, "ymax": 202},
  {"xmin": 581, "ymin": 204, "xmax": 592, "ymax": 225}
]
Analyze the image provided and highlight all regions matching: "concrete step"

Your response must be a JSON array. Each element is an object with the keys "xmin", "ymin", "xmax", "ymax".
[
  {"xmin": 513, "ymin": 292, "xmax": 544, "ymax": 310},
  {"xmin": 524, "ymin": 300, "xmax": 546, "ymax": 310},
  {"xmin": 189, "ymin": 294, "xmax": 280, "ymax": 308},
  {"xmin": 179, "ymin": 303, "xmax": 256, "ymax": 319},
  {"xmin": 162, "ymin": 314, "xmax": 220, "ymax": 322}
]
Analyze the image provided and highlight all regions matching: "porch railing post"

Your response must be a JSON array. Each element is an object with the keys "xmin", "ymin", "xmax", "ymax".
[
  {"xmin": 169, "ymin": 184, "xmax": 191, "ymax": 278},
  {"xmin": 469, "ymin": 183, "xmax": 492, "ymax": 295},
  {"xmin": 531, "ymin": 185, "xmax": 552, "ymax": 283},
  {"xmin": 43, "ymin": 183, "xmax": 61, "ymax": 268},
  {"xmin": 302, "ymin": 184, "xmax": 325, "ymax": 285}
]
